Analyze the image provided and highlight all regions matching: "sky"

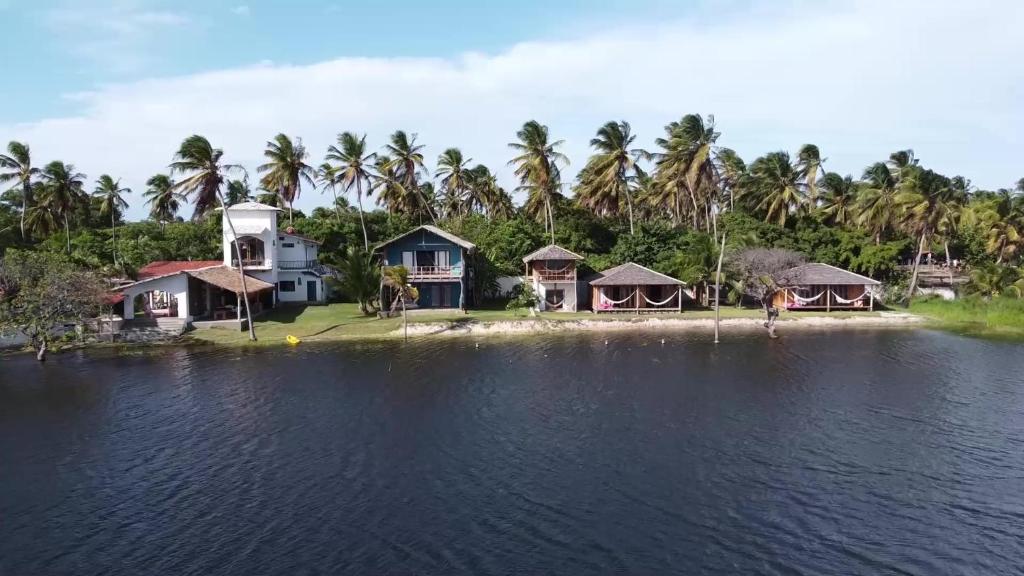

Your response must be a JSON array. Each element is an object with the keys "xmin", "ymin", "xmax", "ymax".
[{"xmin": 1, "ymin": 0, "xmax": 1022, "ymax": 220}]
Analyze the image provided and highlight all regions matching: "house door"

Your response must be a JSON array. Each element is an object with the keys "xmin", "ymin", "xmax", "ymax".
[{"xmin": 306, "ymin": 279, "xmax": 317, "ymax": 302}]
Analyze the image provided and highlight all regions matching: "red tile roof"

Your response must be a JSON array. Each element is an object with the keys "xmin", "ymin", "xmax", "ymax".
[{"xmin": 137, "ymin": 260, "xmax": 223, "ymax": 280}]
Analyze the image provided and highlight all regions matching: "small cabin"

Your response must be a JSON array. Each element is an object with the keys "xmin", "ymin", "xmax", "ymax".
[
  {"xmin": 588, "ymin": 262, "xmax": 686, "ymax": 313},
  {"xmin": 773, "ymin": 263, "xmax": 881, "ymax": 311},
  {"xmin": 376, "ymin": 225, "xmax": 476, "ymax": 309},
  {"xmin": 522, "ymin": 244, "xmax": 584, "ymax": 312}
]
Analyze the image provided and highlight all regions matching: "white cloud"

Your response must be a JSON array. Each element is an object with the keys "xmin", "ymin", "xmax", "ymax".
[
  {"xmin": 8, "ymin": 0, "xmax": 1023, "ymax": 220},
  {"xmin": 231, "ymin": 5, "xmax": 250, "ymax": 17},
  {"xmin": 43, "ymin": 2, "xmax": 191, "ymax": 74}
]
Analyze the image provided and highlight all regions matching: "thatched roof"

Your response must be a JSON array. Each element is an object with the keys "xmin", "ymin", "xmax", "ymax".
[
  {"xmin": 376, "ymin": 225, "xmax": 476, "ymax": 251},
  {"xmin": 779, "ymin": 263, "xmax": 881, "ymax": 286},
  {"xmin": 589, "ymin": 262, "xmax": 685, "ymax": 286},
  {"xmin": 523, "ymin": 244, "xmax": 584, "ymax": 262},
  {"xmin": 187, "ymin": 267, "xmax": 276, "ymax": 294}
]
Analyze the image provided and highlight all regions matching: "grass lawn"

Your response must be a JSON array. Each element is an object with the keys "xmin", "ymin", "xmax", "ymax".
[
  {"xmin": 187, "ymin": 302, "xmax": 888, "ymax": 346},
  {"xmin": 909, "ymin": 297, "xmax": 1024, "ymax": 340}
]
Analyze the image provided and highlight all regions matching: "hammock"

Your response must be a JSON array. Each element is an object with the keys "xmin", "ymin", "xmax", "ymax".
[
  {"xmin": 790, "ymin": 290, "xmax": 826, "ymax": 304},
  {"xmin": 642, "ymin": 289, "xmax": 680, "ymax": 307},
  {"xmin": 599, "ymin": 290, "xmax": 638, "ymax": 309},
  {"xmin": 545, "ymin": 296, "xmax": 565, "ymax": 308},
  {"xmin": 830, "ymin": 290, "xmax": 872, "ymax": 304},
  {"xmin": 537, "ymin": 263, "xmax": 573, "ymax": 275}
]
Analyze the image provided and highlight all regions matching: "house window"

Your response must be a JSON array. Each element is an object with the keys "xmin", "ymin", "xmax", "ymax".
[
  {"xmin": 232, "ymin": 236, "xmax": 265, "ymax": 267},
  {"xmin": 282, "ymin": 242, "xmax": 295, "ymax": 248},
  {"xmin": 279, "ymin": 281, "xmax": 296, "ymax": 292}
]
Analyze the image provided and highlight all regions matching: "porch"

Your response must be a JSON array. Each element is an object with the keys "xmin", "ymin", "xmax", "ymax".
[
  {"xmin": 592, "ymin": 284, "xmax": 684, "ymax": 313},
  {"xmin": 775, "ymin": 284, "xmax": 875, "ymax": 311}
]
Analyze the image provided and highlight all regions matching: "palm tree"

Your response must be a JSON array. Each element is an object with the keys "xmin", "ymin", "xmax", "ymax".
[
  {"xmin": 746, "ymin": 151, "xmax": 805, "ymax": 226},
  {"xmin": 651, "ymin": 114, "xmax": 720, "ymax": 229},
  {"xmin": 576, "ymin": 121, "xmax": 647, "ymax": 234},
  {"xmin": 818, "ymin": 172, "xmax": 858, "ymax": 227},
  {"xmin": 894, "ymin": 167, "xmax": 955, "ymax": 301},
  {"xmin": 797, "ymin": 144, "xmax": 824, "ymax": 208},
  {"xmin": 323, "ymin": 132, "xmax": 376, "ymax": 249},
  {"xmin": 0, "ymin": 141, "xmax": 39, "ymax": 240},
  {"xmin": 24, "ymin": 188, "xmax": 60, "ymax": 238},
  {"xmin": 169, "ymin": 135, "xmax": 256, "ymax": 341},
  {"xmin": 435, "ymin": 148, "xmax": 472, "ymax": 219},
  {"xmin": 383, "ymin": 131, "xmax": 436, "ymax": 224},
  {"xmin": 93, "ymin": 175, "xmax": 130, "ymax": 266},
  {"xmin": 143, "ymin": 174, "xmax": 181, "ymax": 228},
  {"xmin": 38, "ymin": 161, "xmax": 87, "ymax": 253},
  {"xmin": 467, "ymin": 164, "xmax": 514, "ymax": 219},
  {"xmin": 339, "ymin": 246, "xmax": 381, "ymax": 315},
  {"xmin": 225, "ymin": 177, "xmax": 253, "ymax": 205},
  {"xmin": 508, "ymin": 120, "xmax": 568, "ymax": 244},
  {"xmin": 383, "ymin": 265, "xmax": 420, "ymax": 341},
  {"xmin": 714, "ymin": 147, "xmax": 746, "ymax": 212},
  {"xmin": 371, "ymin": 154, "xmax": 411, "ymax": 215},
  {"xmin": 888, "ymin": 149, "xmax": 918, "ymax": 183},
  {"xmin": 258, "ymin": 134, "xmax": 315, "ymax": 226},
  {"xmin": 856, "ymin": 162, "xmax": 898, "ymax": 244}
]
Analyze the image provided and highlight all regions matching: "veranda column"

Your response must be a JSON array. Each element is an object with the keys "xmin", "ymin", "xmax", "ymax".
[{"xmin": 826, "ymin": 287, "xmax": 831, "ymax": 312}]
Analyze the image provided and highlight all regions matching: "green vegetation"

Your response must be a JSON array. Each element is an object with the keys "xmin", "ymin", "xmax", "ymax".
[
  {"xmin": 2, "ymin": 115, "xmax": 1023, "ymax": 347},
  {"xmin": 911, "ymin": 297, "xmax": 1024, "ymax": 339}
]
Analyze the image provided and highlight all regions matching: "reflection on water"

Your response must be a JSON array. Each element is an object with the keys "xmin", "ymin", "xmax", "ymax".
[{"xmin": 2, "ymin": 330, "xmax": 1024, "ymax": 575}]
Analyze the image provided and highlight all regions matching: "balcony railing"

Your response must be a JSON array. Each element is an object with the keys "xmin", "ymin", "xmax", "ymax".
[
  {"xmin": 232, "ymin": 258, "xmax": 268, "ymax": 268},
  {"xmin": 535, "ymin": 270, "xmax": 575, "ymax": 282},
  {"xmin": 278, "ymin": 259, "xmax": 319, "ymax": 271}
]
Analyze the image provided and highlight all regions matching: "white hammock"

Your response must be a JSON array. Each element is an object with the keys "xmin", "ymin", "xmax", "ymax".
[
  {"xmin": 537, "ymin": 263, "xmax": 573, "ymax": 275},
  {"xmin": 600, "ymin": 290, "xmax": 638, "ymax": 305},
  {"xmin": 831, "ymin": 290, "xmax": 872, "ymax": 304},
  {"xmin": 791, "ymin": 290, "xmax": 826, "ymax": 304},
  {"xmin": 545, "ymin": 296, "xmax": 565, "ymax": 307},
  {"xmin": 642, "ymin": 289, "xmax": 680, "ymax": 307}
]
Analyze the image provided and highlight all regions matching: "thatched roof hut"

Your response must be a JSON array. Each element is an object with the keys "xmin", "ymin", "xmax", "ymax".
[
  {"xmin": 588, "ymin": 263, "xmax": 685, "ymax": 313},
  {"xmin": 773, "ymin": 263, "xmax": 881, "ymax": 311}
]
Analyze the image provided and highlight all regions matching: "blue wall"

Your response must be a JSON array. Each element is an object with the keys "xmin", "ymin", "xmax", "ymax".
[
  {"xmin": 414, "ymin": 282, "xmax": 462, "ymax": 308},
  {"xmin": 382, "ymin": 229, "xmax": 464, "ymax": 268}
]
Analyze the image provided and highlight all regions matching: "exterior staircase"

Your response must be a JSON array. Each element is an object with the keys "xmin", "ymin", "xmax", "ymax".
[{"xmin": 120, "ymin": 317, "xmax": 188, "ymax": 342}]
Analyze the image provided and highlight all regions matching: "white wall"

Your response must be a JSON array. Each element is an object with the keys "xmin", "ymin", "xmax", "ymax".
[
  {"xmin": 222, "ymin": 208, "xmax": 278, "ymax": 270},
  {"xmin": 276, "ymin": 271, "xmax": 326, "ymax": 303},
  {"xmin": 277, "ymin": 234, "xmax": 318, "ymax": 264},
  {"xmin": 122, "ymin": 274, "xmax": 191, "ymax": 320}
]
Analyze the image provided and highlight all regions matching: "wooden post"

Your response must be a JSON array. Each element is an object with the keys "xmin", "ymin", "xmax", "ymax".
[
  {"xmin": 635, "ymin": 285, "xmax": 640, "ymax": 315},
  {"xmin": 677, "ymin": 287, "xmax": 682, "ymax": 313},
  {"xmin": 826, "ymin": 286, "xmax": 831, "ymax": 312},
  {"xmin": 869, "ymin": 287, "xmax": 874, "ymax": 312},
  {"xmin": 714, "ymin": 231, "xmax": 726, "ymax": 344}
]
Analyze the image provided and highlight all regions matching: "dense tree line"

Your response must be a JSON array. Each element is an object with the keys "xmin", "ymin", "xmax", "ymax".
[{"xmin": 2, "ymin": 114, "xmax": 1023, "ymax": 305}]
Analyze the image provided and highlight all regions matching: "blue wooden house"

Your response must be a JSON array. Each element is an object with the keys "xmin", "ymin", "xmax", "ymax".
[{"xmin": 376, "ymin": 225, "xmax": 476, "ymax": 309}]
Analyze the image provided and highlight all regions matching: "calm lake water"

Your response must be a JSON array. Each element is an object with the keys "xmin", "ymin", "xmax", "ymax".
[{"xmin": 2, "ymin": 329, "xmax": 1023, "ymax": 575}]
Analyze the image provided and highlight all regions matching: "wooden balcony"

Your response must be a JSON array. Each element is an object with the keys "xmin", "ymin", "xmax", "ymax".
[
  {"xmin": 232, "ymin": 258, "xmax": 268, "ymax": 268},
  {"xmin": 408, "ymin": 265, "xmax": 462, "ymax": 280},
  {"xmin": 535, "ymin": 271, "xmax": 575, "ymax": 282}
]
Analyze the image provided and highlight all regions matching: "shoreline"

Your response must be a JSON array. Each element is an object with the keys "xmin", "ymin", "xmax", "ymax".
[{"xmin": 390, "ymin": 312, "xmax": 926, "ymax": 338}]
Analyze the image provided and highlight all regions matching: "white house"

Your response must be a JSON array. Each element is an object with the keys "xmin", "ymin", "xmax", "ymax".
[
  {"xmin": 522, "ymin": 244, "xmax": 584, "ymax": 312},
  {"xmin": 119, "ymin": 201, "xmax": 329, "ymax": 329}
]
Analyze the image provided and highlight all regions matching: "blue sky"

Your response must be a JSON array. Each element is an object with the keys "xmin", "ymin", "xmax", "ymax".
[{"xmin": 2, "ymin": 0, "xmax": 1022, "ymax": 220}]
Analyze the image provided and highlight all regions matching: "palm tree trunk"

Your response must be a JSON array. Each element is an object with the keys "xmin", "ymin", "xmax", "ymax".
[
  {"xmin": 288, "ymin": 202, "xmax": 294, "ymax": 226},
  {"xmin": 402, "ymin": 294, "xmax": 408, "ymax": 342},
  {"xmin": 20, "ymin": 181, "xmax": 30, "ymax": 240},
  {"xmin": 331, "ymin": 188, "xmax": 342, "ymax": 222},
  {"xmin": 356, "ymin": 179, "xmax": 369, "ymax": 250},
  {"xmin": 545, "ymin": 196, "xmax": 555, "ymax": 244},
  {"xmin": 64, "ymin": 214, "xmax": 71, "ymax": 254},
  {"xmin": 624, "ymin": 187, "xmax": 635, "ymax": 236},
  {"xmin": 905, "ymin": 230, "xmax": 927, "ymax": 302},
  {"xmin": 944, "ymin": 240, "xmax": 953, "ymax": 285},
  {"xmin": 111, "ymin": 211, "xmax": 117, "ymax": 267},
  {"xmin": 219, "ymin": 191, "xmax": 257, "ymax": 341}
]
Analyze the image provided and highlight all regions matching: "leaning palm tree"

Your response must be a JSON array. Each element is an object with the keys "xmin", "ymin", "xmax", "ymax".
[
  {"xmin": 714, "ymin": 147, "xmax": 747, "ymax": 212},
  {"xmin": 93, "ymin": 175, "xmax": 130, "ymax": 266},
  {"xmin": 24, "ymin": 191, "xmax": 60, "ymax": 238},
  {"xmin": 435, "ymin": 148, "xmax": 472, "ymax": 219},
  {"xmin": 508, "ymin": 120, "xmax": 568, "ymax": 243},
  {"xmin": 169, "ymin": 135, "xmax": 257, "ymax": 341},
  {"xmin": 383, "ymin": 264, "xmax": 420, "ymax": 341},
  {"xmin": 651, "ymin": 114, "xmax": 720, "ymax": 229},
  {"xmin": 323, "ymin": 132, "xmax": 376, "ymax": 249},
  {"xmin": 745, "ymin": 151, "xmax": 805, "ymax": 226},
  {"xmin": 143, "ymin": 174, "xmax": 181, "ymax": 228},
  {"xmin": 0, "ymin": 141, "xmax": 39, "ymax": 239},
  {"xmin": 371, "ymin": 154, "xmax": 412, "ymax": 215},
  {"xmin": 797, "ymin": 144, "xmax": 824, "ymax": 208},
  {"xmin": 894, "ymin": 166, "xmax": 955, "ymax": 301},
  {"xmin": 383, "ymin": 130, "xmax": 437, "ymax": 224},
  {"xmin": 257, "ymin": 133, "xmax": 316, "ymax": 226},
  {"xmin": 38, "ymin": 161, "xmax": 87, "ymax": 253},
  {"xmin": 576, "ymin": 121, "xmax": 647, "ymax": 234}
]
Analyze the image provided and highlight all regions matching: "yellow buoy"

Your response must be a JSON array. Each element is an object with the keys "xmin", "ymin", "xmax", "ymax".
[{"xmin": 286, "ymin": 335, "xmax": 301, "ymax": 345}]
